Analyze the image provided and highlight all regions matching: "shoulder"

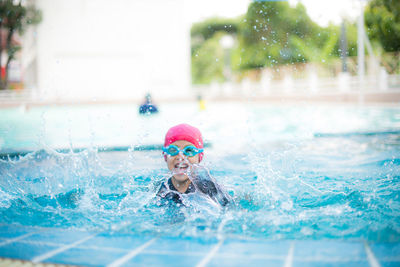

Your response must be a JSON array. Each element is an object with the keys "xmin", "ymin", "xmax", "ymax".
[
  {"xmin": 156, "ymin": 179, "xmax": 168, "ymax": 197},
  {"xmin": 156, "ymin": 178, "xmax": 175, "ymax": 196},
  {"xmin": 156, "ymin": 178, "xmax": 183, "ymax": 205}
]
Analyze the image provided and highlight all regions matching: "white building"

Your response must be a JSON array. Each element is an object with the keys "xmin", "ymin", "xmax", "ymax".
[{"xmin": 24, "ymin": 0, "xmax": 191, "ymax": 102}]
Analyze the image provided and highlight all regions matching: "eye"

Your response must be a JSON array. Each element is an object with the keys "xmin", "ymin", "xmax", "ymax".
[
  {"xmin": 184, "ymin": 146, "xmax": 196, "ymax": 156},
  {"xmin": 167, "ymin": 146, "xmax": 179, "ymax": 155}
]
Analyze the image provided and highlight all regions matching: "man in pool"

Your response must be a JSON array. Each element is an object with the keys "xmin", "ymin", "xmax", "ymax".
[{"xmin": 156, "ymin": 123, "xmax": 231, "ymax": 207}]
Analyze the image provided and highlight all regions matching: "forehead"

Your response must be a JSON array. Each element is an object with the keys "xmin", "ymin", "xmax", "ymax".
[{"xmin": 170, "ymin": 140, "xmax": 195, "ymax": 148}]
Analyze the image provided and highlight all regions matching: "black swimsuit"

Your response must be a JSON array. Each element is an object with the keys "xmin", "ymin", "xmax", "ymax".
[{"xmin": 156, "ymin": 177, "xmax": 230, "ymax": 207}]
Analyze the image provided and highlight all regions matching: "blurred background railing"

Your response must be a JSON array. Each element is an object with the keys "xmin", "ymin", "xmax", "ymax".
[
  {"xmin": 1, "ymin": 73, "xmax": 399, "ymax": 105},
  {"xmin": 194, "ymin": 74, "xmax": 400, "ymax": 102}
]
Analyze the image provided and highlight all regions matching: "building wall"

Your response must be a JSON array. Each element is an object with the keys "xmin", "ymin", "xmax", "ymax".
[{"xmin": 35, "ymin": 0, "xmax": 190, "ymax": 101}]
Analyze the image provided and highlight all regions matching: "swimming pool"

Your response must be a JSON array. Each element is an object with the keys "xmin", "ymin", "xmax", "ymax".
[{"xmin": 0, "ymin": 102, "xmax": 400, "ymax": 266}]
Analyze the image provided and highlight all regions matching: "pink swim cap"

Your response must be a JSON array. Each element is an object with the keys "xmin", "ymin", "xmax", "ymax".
[
  {"xmin": 164, "ymin": 123, "xmax": 203, "ymax": 148},
  {"xmin": 164, "ymin": 123, "xmax": 204, "ymax": 161}
]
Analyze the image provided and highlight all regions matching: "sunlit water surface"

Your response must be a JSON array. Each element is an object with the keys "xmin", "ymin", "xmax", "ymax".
[{"xmin": 0, "ymin": 102, "xmax": 400, "ymax": 242}]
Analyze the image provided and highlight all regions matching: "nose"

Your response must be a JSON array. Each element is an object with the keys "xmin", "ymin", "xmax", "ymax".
[{"xmin": 177, "ymin": 151, "xmax": 186, "ymax": 159}]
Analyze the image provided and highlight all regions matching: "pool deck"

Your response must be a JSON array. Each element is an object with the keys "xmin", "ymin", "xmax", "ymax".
[
  {"xmin": 0, "ymin": 257, "xmax": 73, "ymax": 266},
  {"xmin": 0, "ymin": 224, "xmax": 399, "ymax": 267},
  {"xmin": 1, "ymin": 90, "xmax": 400, "ymax": 109}
]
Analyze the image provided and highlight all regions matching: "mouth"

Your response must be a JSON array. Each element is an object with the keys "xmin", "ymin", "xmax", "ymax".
[{"xmin": 174, "ymin": 162, "xmax": 189, "ymax": 171}]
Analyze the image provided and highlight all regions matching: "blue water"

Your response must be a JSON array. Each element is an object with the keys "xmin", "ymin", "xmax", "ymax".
[{"xmin": 0, "ymin": 103, "xmax": 400, "ymax": 242}]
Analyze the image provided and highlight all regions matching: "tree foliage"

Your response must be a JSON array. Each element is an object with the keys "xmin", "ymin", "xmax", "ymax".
[
  {"xmin": 365, "ymin": 0, "xmax": 400, "ymax": 52},
  {"xmin": 0, "ymin": 0, "xmax": 41, "ymax": 89},
  {"xmin": 191, "ymin": 17, "xmax": 239, "ymax": 41},
  {"xmin": 191, "ymin": 32, "xmax": 225, "ymax": 84},
  {"xmin": 191, "ymin": 1, "xmax": 357, "ymax": 84},
  {"xmin": 234, "ymin": 1, "xmax": 322, "ymax": 70},
  {"xmin": 191, "ymin": 17, "xmax": 240, "ymax": 84}
]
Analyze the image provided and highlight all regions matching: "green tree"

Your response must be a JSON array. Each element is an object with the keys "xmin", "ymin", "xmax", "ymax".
[
  {"xmin": 191, "ymin": 18, "xmax": 240, "ymax": 84},
  {"xmin": 0, "ymin": 0, "xmax": 41, "ymax": 89},
  {"xmin": 191, "ymin": 1, "xmax": 357, "ymax": 84},
  {"xmin": 191, "ymin": 17, "xmax": 239, "ymax": 41},
  {"xmin": 235, "ymin": 1, "xmax": 325, "ymax": 70},
  {"xmin": 191, "ymin": 33, "xmax": 225, "ymax": 84},
  {"xmin": 365, "ymin": 0, "xmax": 400, "ymax": 52}
]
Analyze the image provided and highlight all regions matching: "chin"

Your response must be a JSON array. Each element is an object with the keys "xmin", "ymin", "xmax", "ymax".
[{"xmin": 173, "ymin": 174, "xmax": 189, "ymax": 182}]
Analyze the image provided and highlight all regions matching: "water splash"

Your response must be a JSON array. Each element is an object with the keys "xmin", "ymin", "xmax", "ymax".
[{"xmin": 1, "ymin": 104, "xmax": 400, "ymax": 241}]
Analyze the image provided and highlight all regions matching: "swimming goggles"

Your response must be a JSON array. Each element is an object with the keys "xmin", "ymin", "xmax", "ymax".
[{"xmin": 163, "ymin": 145, "xmax": 203, "ymax": 157}]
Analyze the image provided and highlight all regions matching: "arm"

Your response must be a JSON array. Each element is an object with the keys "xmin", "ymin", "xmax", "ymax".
[{"xmin": 190, "ymin": 166, "xmax": 232, "ymax": 206}]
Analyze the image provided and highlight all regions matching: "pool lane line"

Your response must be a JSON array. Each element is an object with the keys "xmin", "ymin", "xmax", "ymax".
[
  {"xmin": 364, "ymin": 241, "xmax": 381, "ymax": 267},
  {"xmin": 0, "ymin": 142, "xmax": 213, "ymax": 160},
  {"xmin": 31, "ymin": 233, "xmax": 98, "ymax": 264},
  {"xmin": 107, "ymin": 237, "xmax": 158, "ymax": 267},
  {"xmin": 196, "ymin": 238, "xmax": 225, "ymax": 267},
  {"xmin": 314, "ymin": 130, "xmax": 400, "ymax": 138},
  {"xmin": 283, "ymin": 241, "xmax": 295, "ymax": 267},
  {"xmin": 0, "ymin": 230, "xmax": 43, "ymax": 247}
]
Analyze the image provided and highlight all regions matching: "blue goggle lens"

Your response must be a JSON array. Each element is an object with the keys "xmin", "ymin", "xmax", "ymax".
[{"xmin": 166, "ymin": 146, "xmax": 179, "ymax": 156}]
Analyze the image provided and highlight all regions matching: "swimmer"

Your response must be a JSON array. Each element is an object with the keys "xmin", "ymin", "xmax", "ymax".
[
  {"xmin": 156, "ymin": 123, "xmax": 231, "ymax": 207},
  {"xmin": 139, "ymin": 93, "xmax": 158, "ymax": 115}
]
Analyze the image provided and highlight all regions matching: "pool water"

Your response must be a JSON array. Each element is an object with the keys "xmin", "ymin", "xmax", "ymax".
[{"xmin": 0, "ymin": 102, "xmax": 400, "ymax": 264}]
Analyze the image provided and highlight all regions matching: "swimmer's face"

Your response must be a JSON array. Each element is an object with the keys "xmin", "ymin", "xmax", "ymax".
[{"xmin": 165, "ymin": 140, "xmax": 200, "ymax": 182}]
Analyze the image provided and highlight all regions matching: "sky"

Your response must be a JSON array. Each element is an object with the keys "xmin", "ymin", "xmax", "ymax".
[{"xmin": 187, "ymin": 0, "xmax": 363, "ymax": 27}]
